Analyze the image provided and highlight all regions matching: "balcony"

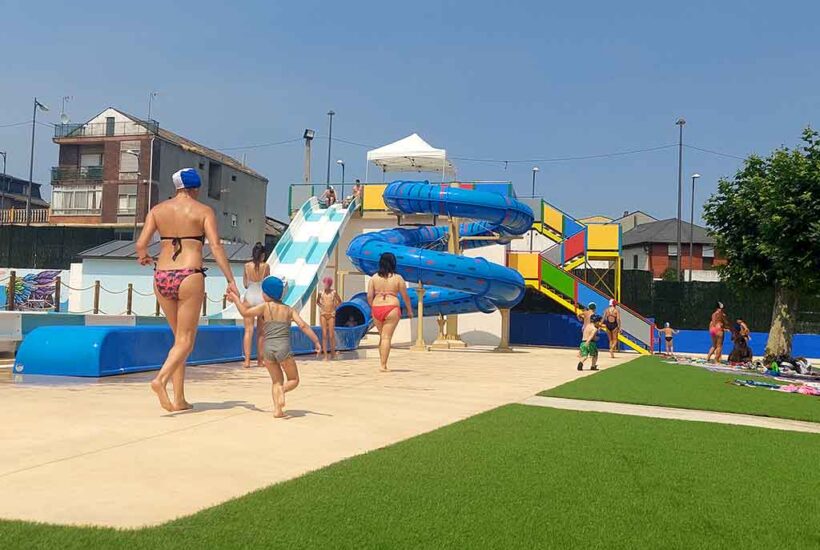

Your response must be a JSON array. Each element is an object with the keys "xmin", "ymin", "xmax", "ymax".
[
  {"xmin": 54, "ymin": 119, "xmax": 158, "ymax": 139},
  {"xmin": 0, "ymin": 208, "xmax": 50, "ymax": 224},
  {"xmin": 51, "ymin": 166, "xmax": 104, "ymax": 184}
]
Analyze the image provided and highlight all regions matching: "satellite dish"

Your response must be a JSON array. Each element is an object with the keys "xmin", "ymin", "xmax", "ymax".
[{"xmin": 60, "ymin": 113, "xmax": 70, "ymax": 124}]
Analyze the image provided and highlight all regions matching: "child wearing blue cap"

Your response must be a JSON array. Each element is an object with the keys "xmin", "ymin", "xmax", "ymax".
[{"xmin": 228, "ymin": 275, "xmax": 321, "ymax": 418}]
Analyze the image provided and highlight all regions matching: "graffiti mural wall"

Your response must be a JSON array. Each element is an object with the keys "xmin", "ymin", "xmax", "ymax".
[{"xmin": 0, "ymin": 268, "xmax": 70, "ymax": 311}]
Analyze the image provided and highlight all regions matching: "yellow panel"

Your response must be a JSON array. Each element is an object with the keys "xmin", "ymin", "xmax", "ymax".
[
  {"xmin": 587, "ymin": 224, "xmax": 619, "ymax": 251},
  {"xmin": 362, "ymin": 185, "xmax": 387, "ymax": 211},
  {"xmin": 508, "ymin": 253, "xmax": 539, "ymax": 280},
  {"xmin": 542, "ymin": 204, "xmax": 563, "ymax": 234}
]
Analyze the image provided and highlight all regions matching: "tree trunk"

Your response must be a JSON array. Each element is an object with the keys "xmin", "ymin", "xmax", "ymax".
[{"xmin": 764, "ymin": 285, "xmax": 799, "ymax": 360}]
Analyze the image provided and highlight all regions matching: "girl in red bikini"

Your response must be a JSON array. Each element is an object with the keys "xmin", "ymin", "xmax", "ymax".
[
  {"xmin": 367, "ymin": 252, "xmax": 413, "ymax": 372},
  {"xmin": 136, "ymin": 168, "xmax": 239, "ymax": 412},
  {"xmin": 706, "ymin": 301, "xmax": 730, "ymax": 363}
]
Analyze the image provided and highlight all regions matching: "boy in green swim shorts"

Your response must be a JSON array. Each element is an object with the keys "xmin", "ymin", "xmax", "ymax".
[{"xmin": 577, "ymin": 314, "xmax": 602, "ymax": 371}]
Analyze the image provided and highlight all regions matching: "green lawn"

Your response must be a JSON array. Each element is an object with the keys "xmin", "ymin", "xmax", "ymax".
[
  {"xmin": 3, "ymin": 405, "xmax": 819, "ymax": 549},
  {"xmin": 543, "ymin": 355, "xmax": 820, "ymax": 423}
]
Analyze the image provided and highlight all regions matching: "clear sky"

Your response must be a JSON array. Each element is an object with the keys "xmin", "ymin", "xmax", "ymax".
[{"xmin": 1, "ymin": 0, "xmax": 818, "ymax": 222}]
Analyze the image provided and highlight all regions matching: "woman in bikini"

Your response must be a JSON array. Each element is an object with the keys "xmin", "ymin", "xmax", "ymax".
[
  {"xmin": 706, "ymin": 301, "xmax": 730, "ymax": 363},
  {"xmin": 241, "ymin": 242, "xmax": 270, "ymax": 368},
  {"xmin": 136, "ymin": 168, "xmax": 239, "ymax": 412},
  {"xmin": 603, "ymin": 299, "xmax": 621, "ymax": 358},
  {"xmin": 367, "ymin": 252, "xmax": 413, "ymax": 372},
  {"xmin": 228, "ymin": 276, "xmax": 321, "ymax": 418},
  {"xmin": 317, "ymin": 276, "xmax": 341, "ymax": 361}
]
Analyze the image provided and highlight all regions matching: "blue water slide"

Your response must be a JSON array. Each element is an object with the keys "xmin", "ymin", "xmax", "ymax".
[{"xmin": 345, "ymin": 181, "xmax": 534, "ymax": 319}]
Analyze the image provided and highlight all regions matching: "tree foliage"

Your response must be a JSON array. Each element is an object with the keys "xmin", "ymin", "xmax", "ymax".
[{"xmin": 703, "ymin": 128, "xmax": 820, "ymax": 295}]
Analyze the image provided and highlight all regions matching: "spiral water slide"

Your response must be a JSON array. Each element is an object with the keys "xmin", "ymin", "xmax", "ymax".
[{"xmin": 339, "ymin": 181, "xmax": 534, "ymax": 324}]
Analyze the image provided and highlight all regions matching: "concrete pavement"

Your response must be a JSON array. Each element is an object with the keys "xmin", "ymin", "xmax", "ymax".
[
  {"xmin": 0, "ymin": 346, "xmax": 630, "ymax": 528},
  {"xmin": 522, "ymin": 395, "xmax": 820, "ymax": 434}
]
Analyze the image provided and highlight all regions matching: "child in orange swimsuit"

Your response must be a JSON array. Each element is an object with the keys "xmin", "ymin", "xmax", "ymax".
[{"xmin": 317, "ymin": 276, "xmax": 341, "ymax": 361}]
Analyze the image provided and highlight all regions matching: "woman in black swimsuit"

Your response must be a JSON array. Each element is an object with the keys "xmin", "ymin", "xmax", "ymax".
[{"xmin": 603, "ymin": 299, "xmax": 621, "ymax": 358}]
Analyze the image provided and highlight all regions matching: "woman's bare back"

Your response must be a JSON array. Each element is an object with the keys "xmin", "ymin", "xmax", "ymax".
[
  {"xmin": 245, "ymin": 261, "xmax": 268, "ymax": 283},
  {"xmin": 151, "ymin": 197, "xmax": 211, "ymax": 269},
  {"xmin": 370, "ymin": 274, "xmax": 404, "ymax": 306}
]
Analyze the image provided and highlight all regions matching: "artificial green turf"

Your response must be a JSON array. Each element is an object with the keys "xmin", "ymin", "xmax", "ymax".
[
  {"xmin": 542, "ymin": 355, "xmax": 820, "ymax": 423},
  {"xmin": 3, "ymin": 405, "xmax": 819, "ymax": 549}
]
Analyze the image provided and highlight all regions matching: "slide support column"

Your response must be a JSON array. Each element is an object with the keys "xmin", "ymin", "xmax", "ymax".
[
  {"xmin": 411, "ymin": 281, "xmax": 427, "ymax": 352},
  {"xmin": 444, "ymin": 215, "xmax": 466, "ymax": 348},
  {"xmin": 494, "ymin": 308, "xmax": 513, "ymax": 352}
]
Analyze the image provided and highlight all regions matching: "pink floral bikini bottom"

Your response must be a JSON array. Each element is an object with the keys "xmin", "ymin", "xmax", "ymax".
[{"xmin": 154, "ymin": 268, "xmax": 207, "ymax": 301}]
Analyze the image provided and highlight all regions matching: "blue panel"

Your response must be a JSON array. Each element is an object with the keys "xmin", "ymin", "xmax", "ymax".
[
  {"xmin": 563, "ymin": 217, "xmax": 585, "ymax": 238},
  {"xmin": 576, "ymin": 283, "xmax": 608, "ymax": 313},
  {"xmin": 653, "ymin": 329, "xmax": 820, "ymax": 357},
  {"xmin": 14, "ymin": 322, "xmax": 370, "ymax": 378},
  {"xmin": 510, "ymin": 312, "xmax": 616, "ymax": 350}
]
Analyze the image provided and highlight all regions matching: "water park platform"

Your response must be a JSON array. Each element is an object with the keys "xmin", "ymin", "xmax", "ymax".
[{"xmin": 0, "ymin": 346, "xmax": 634, "ymax": 527}]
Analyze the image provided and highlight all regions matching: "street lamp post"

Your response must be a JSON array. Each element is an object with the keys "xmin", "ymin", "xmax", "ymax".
[
  {"xmin": 530, "ymin": 166, "xmax": 539, "ymax": 251},
  {"xmin": 303, "ymin": 129, "xmax": 315, "ymax": 189},
  {"xmin": 689, "ymin": 173, "xmax": 701, "ymax": 282},
  {"xmin": 675, "ymin": 117, "xmax": 686, "ymax": 281},
  {"xmin": 147, "ymin": 91, "xmax": 159, "ymax": 120},
  {"xmin": 325, "ymin": 110, "xmax": 335, "ymax": 187},
  {"xmin": 123, "ymin": 149, "xmax": 142, "ymax": 240},
  {"xmin": 27, "ymin": 98, "xmax": 50, "ymax": 226},
  {"xmin": 336, "ymin": 159, "xmax": 345, "ymax": 197},
  {"xmin": 0, "ymin": 151, "xmax": 6, "ymax": 220}
]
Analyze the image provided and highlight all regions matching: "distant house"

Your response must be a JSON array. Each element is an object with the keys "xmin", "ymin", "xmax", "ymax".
[
  {"xmin": 578, "ymin": 215, "xmax": 612, "ymax": 224},
  {"xmin": 611, "ymin": 210, "xmax": 657, "ymax": 232},
  {"xmin": 265, "ymin": 216, "xmax": 288, "ymax": 251},
  {"xmin": 51, "ymin": 107, "xmax": 268, "ymax": 243},
  {"xmin": 622, "ymin": 218, "xmax": 726, "ymax": 278},
  {"xmin": 0, "ymin": 174, "xmax": 49, "ymax": 211}
]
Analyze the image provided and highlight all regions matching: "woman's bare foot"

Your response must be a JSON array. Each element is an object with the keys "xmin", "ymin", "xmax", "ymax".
[
  {"xmin": 242, "ymin": 362, "xmax": 251, "ymax": 369},
  {"xmin": 273, "ymin": 409, "xmax": 287, "ymax": 418},
  {"xmin": 379, "ymin": 365, "xmax": 389, "ymax": 372},
  {"xmin": 150, "ymin": 379, "xmax": 173, "ymax": 412},
  {"xmin": 172, "ymin": 400, "xmax": 193, "ymax": 411}
]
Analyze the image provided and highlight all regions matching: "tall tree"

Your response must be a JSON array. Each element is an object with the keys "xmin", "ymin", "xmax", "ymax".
[{"xmin": 703, "ymin": 128, "xmax": 820, "ymax": 359}]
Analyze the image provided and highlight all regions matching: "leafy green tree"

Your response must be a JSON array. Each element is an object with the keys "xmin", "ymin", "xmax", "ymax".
[{"xmin": 704, "ymin": 128, "xmax": 820, "ymax": 359}]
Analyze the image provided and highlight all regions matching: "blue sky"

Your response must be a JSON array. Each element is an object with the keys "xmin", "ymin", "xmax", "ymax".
[{"xmin": 1, "ymin": 0, "xmax": 818, "ymax": 222}]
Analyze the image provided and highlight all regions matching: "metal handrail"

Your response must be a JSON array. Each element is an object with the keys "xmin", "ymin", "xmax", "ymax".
[
  {"xmin": 54, "ymin": 120, "xmax": 158, "ymax": 138},
  {"xmin": 51, "ymin": 166, "xmax": 104, "ymax": 182}
]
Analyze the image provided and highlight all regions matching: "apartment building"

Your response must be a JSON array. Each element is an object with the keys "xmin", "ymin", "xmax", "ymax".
[{"xmin": 51, "ymin": 108, "xmax": 268, "ymax": 243}]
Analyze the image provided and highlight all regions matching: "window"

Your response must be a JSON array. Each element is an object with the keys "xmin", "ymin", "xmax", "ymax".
[
  {"xmin": 198, "ymin": 162, "xmax": 205, "ymax": 170},
  {"xmin": 231, "ymin": 214, "xmax": 238, "ymax": 227},
  {"xmin": 105, "ymin": 117, "xmax": 115, "ymax": 136},
  {"xmin": 231, "ymin": 174, "xmax": 237, "ymax": 182},
  {"xmin": 632, "ymin": 255, "xmax": 638, "ymax": 269},
  {"xmin": 119, "ymin": 141, "xmax": 140, "ymax": 181},
  {"xmin": 51, "ymin": 184, "xmax": 103, "ymax": 215},
  {"xmin": 667, "ymin": 244, "xmax": 678, "ymax": 257},
  {"xmin": 702, "ymin": 257, "xmax": 714, "ymax": 270},
  {"xmin": 208, "ymin": 162, "xmax": 222, "ymax": 200},
  {"xmin": 118, "ymin": 193, "xmax": 136, "ymax": 214},
  {"xmin": 80, "ymin": 153, "xmax": 103, "ymax": 168}
]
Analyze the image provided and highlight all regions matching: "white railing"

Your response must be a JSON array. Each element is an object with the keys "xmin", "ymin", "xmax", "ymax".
[{"xmin": 0, "ymin": 208, "xmax": 50, "ymax": 224}]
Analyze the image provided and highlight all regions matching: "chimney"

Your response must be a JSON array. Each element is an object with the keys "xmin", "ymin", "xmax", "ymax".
[{"xmin": 623, "ymin": 210, "xmax": 629, "ymax": 217}]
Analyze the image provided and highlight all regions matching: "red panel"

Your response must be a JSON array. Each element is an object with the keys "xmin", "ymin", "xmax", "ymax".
[{"xmin": 563, "ymin": 231, "xmax": 585, "ymax": 263}]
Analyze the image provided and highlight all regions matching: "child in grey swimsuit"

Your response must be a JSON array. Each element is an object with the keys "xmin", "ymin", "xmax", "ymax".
[
  {"xmin": 263, "ymin": 313, "xmax": 294, "ymax": 363},
  {"xmin": 228, "ymin": 277, "xmax": 321, "ymax": 418}
]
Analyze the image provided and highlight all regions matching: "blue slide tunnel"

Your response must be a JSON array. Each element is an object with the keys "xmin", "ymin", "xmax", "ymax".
[{"xmin": 346, "ymin": 181, "xmax": 534, "ymax": 320}]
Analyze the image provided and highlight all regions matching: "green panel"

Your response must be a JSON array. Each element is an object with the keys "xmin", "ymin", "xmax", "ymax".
[
  {"xmin": 21, "ymin": 313, "xmax": 84, "ymax": 335},
  {"xmin": 540, "ymin": 259, "xmax": 575, "ymax": 299}
]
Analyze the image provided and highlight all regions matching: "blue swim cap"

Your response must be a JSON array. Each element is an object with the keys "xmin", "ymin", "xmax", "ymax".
[
  {"xmin": 261, "ymin": 275, "xmax": 285, "ymax": 301},
  {"xmin": 172, "ymin": 168, "xmax": 201, "ymax": 189}
]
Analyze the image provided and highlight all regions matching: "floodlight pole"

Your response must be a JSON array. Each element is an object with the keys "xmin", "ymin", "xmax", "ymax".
[{"xmin": 675, "ymin": 118, "xmax": 685, "ymax": 281}]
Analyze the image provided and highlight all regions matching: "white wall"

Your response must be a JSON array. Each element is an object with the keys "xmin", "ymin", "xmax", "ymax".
[
  {"xmin": 509, "ymin": 229, "xmax": 551, "ymax": 253},
  {"xmin": 76, "ymin": 258, "xmax": 245, "ymax": 316},
  {"xmin": 622, "ymin": 246, "xmax": 650, "ymax": 271}
]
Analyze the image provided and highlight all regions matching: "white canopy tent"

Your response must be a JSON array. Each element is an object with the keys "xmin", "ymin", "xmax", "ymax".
[{"xmin": 365, "ymin": 133, "xmax": 455, "ymax": 182}]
